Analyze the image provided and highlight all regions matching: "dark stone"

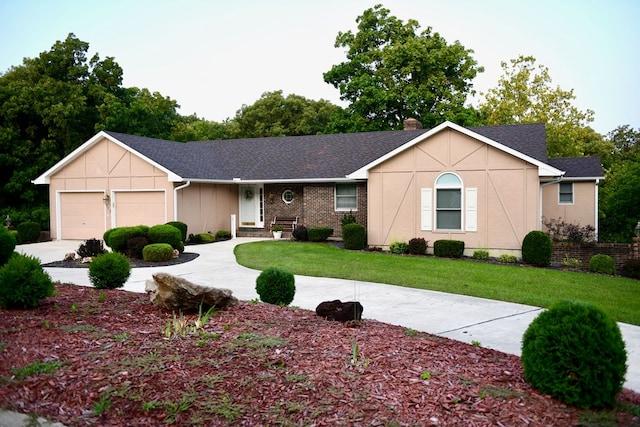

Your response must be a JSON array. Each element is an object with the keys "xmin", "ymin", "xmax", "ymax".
[{"xmin": 316, "ymin": 300, "xmax": 363, "ymax": 322}]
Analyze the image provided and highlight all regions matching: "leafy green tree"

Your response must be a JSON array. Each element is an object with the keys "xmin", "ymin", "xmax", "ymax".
[
  {"xmin": 608, "ymin": 125, "xmax": 639, "ymax": 163},
  {"xmin": 479, "ymin": 55, "xmax": 596, "ymax": 158},
  {"xmin": 231, "ymin": 90, "xmax": 341, "ymax": 138},
  {"xmin": 599, "ymin": 157, "xmax": 640, "ymax": 242},
  {"xmin": 170, "ymin": 114, "xmax": 235, "ymax": 142},
  {"xmin": 323, "ymin": 4, "xmax": 483, "ymax": 131}
]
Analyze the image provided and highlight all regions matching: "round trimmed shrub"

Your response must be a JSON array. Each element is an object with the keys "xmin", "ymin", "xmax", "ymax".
[
  {"xmin": 166, "ymin": 221, "xmax": 188, "ymax": 242},
  {"xmin": 343, "ymin": 223, "xmax": 366, "ymax": 250},
  {"xmin": 89, "ymin": 252, "xmax": 131, "ymax": 289},
  {"xmin": 0, "ymin": 253, "xmax": 53, "ymax": 309},
  {"xmin": 0, "ymin": 227, "xmax": 17, "ymax": 266},
  {"xmin": 255, "ymin": 267, "xmax": 296, "ymax": 306},
  {"xmin": 142, "ymin": 243, "xmax": 174, "ymax": 262},
  {"xmin": 522, "ymin": 230, "xmax": 552, "ymax": 267},
  {"xmin": 292, "ymin": 225, "xmax": 308, "ymax": 242},
  {"xmin": 408, "ymin": 237, "xmax": 427, "ymax": 255},
  {"xmin": 521, "ymin": 300, "xmax": 627, "ymax": 408},
  {"xmin": 307, "ymin": 227, "xmax": 333, "ymax": 242},
  {"xmin": 433, "ymin": 240, "xmax": 465, "ymax": 258},
  {"xmin": 215, "ymin": 230, "xmax": 232, "ymax": 240},
  {"xmin": 17, "ymin": 221, "xmax": 41, "ymax": 243},
  {"xmin": 148, "ymin": 224, "xmax": 182, "ymax": 250},
  {"xmin": 622, "ymin": 259, "xmax": 640, "ymax": 280},
  {"xmin": 106, "ymin": 226, "xmax": 148, "ymax": 253},
  {"xmin": 588, "ymin": 254, "xmax": 616, "ymax": 275}
]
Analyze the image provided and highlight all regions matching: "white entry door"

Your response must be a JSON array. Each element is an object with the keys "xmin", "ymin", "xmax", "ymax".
[{"xmin": 239, "ymin": 185, "xmax": 264, "ymax": 228}]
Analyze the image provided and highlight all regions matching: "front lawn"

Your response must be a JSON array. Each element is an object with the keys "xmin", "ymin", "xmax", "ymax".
[{"xmin": 234, "ymin": 241, "xmax": 640, "ymax": 326}]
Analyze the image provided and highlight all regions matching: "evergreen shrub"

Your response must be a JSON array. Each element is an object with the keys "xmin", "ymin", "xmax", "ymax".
[
  {"xmin": 142, "ymin": 243, "xmax": 174, "ymax": 262},
  {"xmin": 433, "ymin": 240, "xmax": 465, "ymax": 258},
  {"xmin": 307, "ymin": 227, "xmax": 333, "ymax": 242},
  {"xmin": 0, "ymin": 253, "xmax": 53, "ymax": 309},
  {"xmin": 521, "ymin": 300, "xmax": 627, "ymax": 408},
  {"xmin": 588, "ymin": 254, "xmax": 616, "ymax": 275},
  {"xmin": 341, "ymin": 210, "xmax": 357, "ymax": 227},
  {"xmin": 255, "ymin": 267, "xmax": 296, "ymax": 306},
  {"xmin": 126, "ymin": 236, "xmax": 148, "ymax": 259},
  {"xmin": 522, "ymin": 230, "xmax": 552, "ymax": 267},
  {"xmin": 89, "ymin": 252, "xmax": 131, "ymax": 289},
  {"xmin": 342, "ymin": 223, "xmax": 366, "ymax": 250},
  {"xmin": 148, "ymin": 224, "xmax": 182, "ymax": 250},
  {"xmin": 292, "ymin": 225, "xmax": 308, "ymax": 241},
  {"xmin": 0, "ymin": 227, "xmax": 17, "ymax": 266},
  {"xmin": 198, "ymin": 233, "xmax": 215, "ymax": 243},
  {"xmin": 622, "ymin": 259, "xmax": 640, "ymax": 280},
  {"xmin": 106, "ymin": 226, "xmax": 148, "ymax": 253},
  {"xmin": 77, "ymin": 238, "xmax": 106, "ymax": 258},
  {"xmin": 472, "ymin": 250, "xmax": 489, "ymax": 260},
  {"xmin": 498, "ymin": 254, "xmax": 518, "ymax": 263},
  {"xmin": 17, "ymin": 221, "xmax": 41, "ymax": 243},
  {"xmin": 215, "ymin": 230, "xmax": 232, "ymax": 240},
  {"xmin": 407, "ymin": 238, "xmax": 427, "ymax": 255},
  {"xmin": 187, "ymin": 233, "xmax": 203, "ymax": 244},
  {"xmin": 389, "ymin": 240, "xmax": 408, "ymax": 254},
  {"xmin": 166, "ymin": 221, "xmax": 188, "ymax": 242}
]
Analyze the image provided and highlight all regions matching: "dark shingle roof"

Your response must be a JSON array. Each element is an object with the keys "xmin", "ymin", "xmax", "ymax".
[
  {"xmin": 547, "ymin": 157, "xmax": 604, "ymax": 179},
  {"xmin": 105, "ymin": 123, "xmax": 598, "ymax": 182}
]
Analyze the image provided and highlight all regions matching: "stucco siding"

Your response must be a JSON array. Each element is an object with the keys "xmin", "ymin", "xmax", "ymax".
[
  {"xmin": 177, "ymin": 183, "xmax": 238, "ymax": 235},
  {"xmin": 542, "ymin": 181, "xmax": 597, "ymax": 228},
  {"xmin": 48, "ymin": 137, "xmax": 172, "ymax": 239},
  {"xmin": 367, "ymin": 129, "xmax": 540, "ymax": 253}
]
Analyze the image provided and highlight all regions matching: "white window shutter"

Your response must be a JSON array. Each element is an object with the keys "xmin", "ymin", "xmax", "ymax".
[
  {"xmin": 421, "ymin": 188, "xmax": 432, "ymax": 231},
  {"xmin": 466, "ymin": 187, "xmax": 477, "ymax": 232}
]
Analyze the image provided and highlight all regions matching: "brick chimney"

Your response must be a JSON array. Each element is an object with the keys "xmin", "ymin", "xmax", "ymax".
[{"xmin": 403, "ymin": 118, "xmax": 422, "ymax": 130}]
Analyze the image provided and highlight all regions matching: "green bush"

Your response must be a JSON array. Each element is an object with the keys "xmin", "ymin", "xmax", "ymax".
[
  {"xmin": 588, "ymin": 254, "xmax": 616, "ymax": 275},
  {"xmin": 0, "ymin": 227, "xmax": 17, "ymax": 266},
  {"xmin": 215, "ymin": 230, "xmax": 232, "ymax": 240},
  {"xmin": 88, "ymin": 252, "xmax": 131, "ymax": 289},
  {"xmin": 407, "ymin": 238, "xmax": 427, "ymax": 255},
  {"xmin": 342, "ymin": 223, "xmax": 366, "ymax": 250},
  {"xmin": 521, "ymin": 300, "xmax": 627, "ymax": 408},
  {"xmin": 389, "ymin": 240, "xmax": 408, "ymax": 255},
  {"xmin": 472, "ymin": 250, "xmax": 489, "ymax": 260},
  {"xmin": 148, "ymin": 224, "xmax": 182, "ymax": 251},
  {"xmin": 433, "ymin": 240, "xmax": 465, "ymax": 258},
  {"xmin": 307, "ymin": 227, "xmax": 333, "ymax": 242},
  {"xmin": 341, "ymin": 210, "xmax": 357, "ymax": 227},
  {"xmin": 521, "ymin": 230, "xmax": 552, "ymax": 267},
  {"xmin": 292, "ymin": 225, "xmax": 308, "ymax": 241},
  {"xmin": 0, "ymin": 253, "xmax": 53, "ymax": 309},
  {"xmin": 198, "ymin": 233, "xmax": 216, "ymax": 243},
  {"xmin": 622, "ymin": 259, "xmax": 640, "ymax": 280},
  {"xmin": 498, "ymin": 254, "xmax": 518, "ymax": 263},
  {"xmin": 106, "ymin": 226, "xmax": 148, "ymax": 253},
  {"xmin": 142, "ymin": 243, "xmax": 174, "ymax": 262},
  {"xmin": 17, "ymin": 221, "xmax": 41, "ymax": 244},
  {"xmin": 166, "ymin": 221, "xmax": 188, "ymax": 242},
  {"xmin": 255, "ymin": 267, "xmax": 296, "ymax": 306},
  {"xmin": 187, "ymin": 233, "xmax": 203, "ymax": 244}
]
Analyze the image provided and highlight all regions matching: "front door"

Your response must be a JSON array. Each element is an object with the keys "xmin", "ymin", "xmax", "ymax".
[{"xmin": 239, "ymin": 184, "xmax": 264, "ymax": 228}]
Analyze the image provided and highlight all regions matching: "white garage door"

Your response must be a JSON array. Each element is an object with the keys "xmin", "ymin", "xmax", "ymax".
[
  {"xmin": 59, "ymin": 192, "xmax": 105, "ymax": 240},
  {"xmin": 114, "ymin": 191, "xmax": 166, "ymax": 228}
]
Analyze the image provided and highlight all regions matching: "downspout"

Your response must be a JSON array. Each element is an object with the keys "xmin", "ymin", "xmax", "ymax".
[
  {"xmin": 594, "ymin": 178, "xmax": 600, "ymax": 241},
  {"xmin": 539, "ymin": 176, "xmax": 563, "ymax": 230},
  {"xmin": 173, "ymin": 181, "xmax": 191, "ymax": 221}
]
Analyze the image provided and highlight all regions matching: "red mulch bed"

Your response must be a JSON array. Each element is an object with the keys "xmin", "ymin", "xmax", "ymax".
[{"xmin": 1, "ymin": 284, "xmax": 638, "ymax": 426}]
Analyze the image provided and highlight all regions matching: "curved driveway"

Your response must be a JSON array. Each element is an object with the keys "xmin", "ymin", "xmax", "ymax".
[{"xmin": 16, "ymin": 238, "xmax": 640, "ymax": 393}]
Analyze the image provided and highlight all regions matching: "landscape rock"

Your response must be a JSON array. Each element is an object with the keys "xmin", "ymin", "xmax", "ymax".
[
  {"xmin": 145, "ymin": 272, "xmax": 238, "ymax": 311},
  {"xmin": 316, "ymin": 300, "xmax": 363, "ymax": 322}
]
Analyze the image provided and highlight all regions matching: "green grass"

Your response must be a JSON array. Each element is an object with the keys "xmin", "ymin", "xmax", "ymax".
[{"xmin": 234, "ymin": 241, "xmax": 640, "ymax": 326}]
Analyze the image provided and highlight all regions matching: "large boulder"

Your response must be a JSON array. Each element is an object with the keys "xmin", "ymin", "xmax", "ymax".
[
  {"xmin": 316, "ymin": 300, "xmax": 363, "ymax": 322},
  {"xmin": 145, "ymin": 273, "xmax": 238, "ymax": 311}
]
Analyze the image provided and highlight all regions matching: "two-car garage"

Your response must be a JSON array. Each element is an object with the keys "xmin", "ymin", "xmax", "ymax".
[{"xmin": 57, "ymin": 191, "xmax": 166, "ymax": 240}]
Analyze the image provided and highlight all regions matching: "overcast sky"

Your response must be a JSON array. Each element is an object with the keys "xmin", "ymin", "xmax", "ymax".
[{"xmin": 1, "ymin": 0, "xmax": 638, "ymax": 135}]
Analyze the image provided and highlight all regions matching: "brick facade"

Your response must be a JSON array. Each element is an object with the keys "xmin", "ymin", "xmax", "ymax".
[
  {"xmin": 551, "ymin": 239, "xmax": 639, "ymax": 272},
  {"xmin": 262, "ymin": 182, "xmax": 367, "ymax": 238}
]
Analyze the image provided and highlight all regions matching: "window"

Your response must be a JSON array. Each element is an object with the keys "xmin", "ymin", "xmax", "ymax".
[
  {"xmin": 435, "ymin": 173, "xmax": 462, "ymax": 230},
  {"xmin": 559, "ymin": 182, "xmax": 573, "ymax": 204},
  {"xmin": 282, "ymin": 189, "xmax": 294, "ymax": 204},
  {"xmin": 335, "ymin": 183, "xmax": 357, "ymax": 211}
]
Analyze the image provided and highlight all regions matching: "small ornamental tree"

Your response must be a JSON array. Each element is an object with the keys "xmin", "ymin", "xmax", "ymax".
[{"xmin": 521, "ymin": 300, "xmax": 627, "ymax": 408}]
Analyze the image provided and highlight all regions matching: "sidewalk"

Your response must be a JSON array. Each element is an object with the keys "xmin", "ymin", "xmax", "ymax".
[{"xmin": 14, "ymin": 238, "xmax": 640, "ymax": 394}]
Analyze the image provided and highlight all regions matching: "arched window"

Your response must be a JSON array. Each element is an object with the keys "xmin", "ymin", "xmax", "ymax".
[{"xmin": 435, "ymin": 173, "xmax": 462, "ymax": 230}]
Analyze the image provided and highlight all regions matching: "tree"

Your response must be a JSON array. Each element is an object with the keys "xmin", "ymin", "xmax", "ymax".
[
  {"xmin": 599, "ymin": 157, "xmax": 640, "ymax": 242},
  {"xmin": 170, "ymin": 114, "xmax": 235, "ymax": 142},
  {"xmin": 607, "ymin": 125, "xmax": 639, "ymax": 162},
  {"xmin": 479, "ymin": 55, "xmax": 596, "ymax": 158},
  {"xmin": 323, "ymin": 4, "xmax": 483, "ymax": 131},
  {"xmin": 231, "ymin": 90, "xmax": 341, "ymax": 138}
]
